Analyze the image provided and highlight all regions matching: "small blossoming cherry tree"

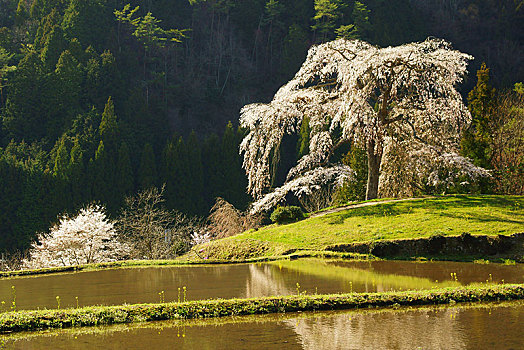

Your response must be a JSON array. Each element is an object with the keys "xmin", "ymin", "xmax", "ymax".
[
  {"xmin": 240, "ymin": 38, "xmax": 489, "ymax": 213},
  {"xmin": 23, "ymin": 205, "xmax": 128, "ymax": 269}
]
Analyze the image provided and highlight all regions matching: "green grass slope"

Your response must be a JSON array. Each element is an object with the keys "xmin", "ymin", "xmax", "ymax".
[{"xmin": 195, "ymin": 195, "xmax": 524, "ymax": 260}]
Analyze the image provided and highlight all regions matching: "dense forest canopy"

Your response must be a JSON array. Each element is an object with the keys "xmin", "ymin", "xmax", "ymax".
[{"xmin": 0, "ymin": 0, "xmax": 522, "ymax": 252}]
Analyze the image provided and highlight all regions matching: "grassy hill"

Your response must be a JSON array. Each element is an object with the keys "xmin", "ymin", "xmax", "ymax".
[{"xmin": 194, "ymin": 195, "xmax": 524, "ymax": 260}]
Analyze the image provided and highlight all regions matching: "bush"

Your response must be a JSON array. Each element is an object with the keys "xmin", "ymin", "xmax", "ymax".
[
  {"xmin": 270, "ymin": 206, "xmax": 305, "ymax": 224},
  {"xmin": 117, "ymin": 186, "xmax": 200, "ymax": 259}
]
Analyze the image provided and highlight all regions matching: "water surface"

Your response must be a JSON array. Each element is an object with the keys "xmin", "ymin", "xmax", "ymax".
[
  {"xmin": 3, "ymin": 301, "xmax": 523, "ymax": 349},
  {"xmin": 0, "ymin": 259, "xmax": 521, "ymax": 310}
]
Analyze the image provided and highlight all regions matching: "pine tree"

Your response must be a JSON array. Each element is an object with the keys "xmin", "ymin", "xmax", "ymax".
[
  {"xmin": 187, "ymin": 131, "xmax": 204, "ymax": 214},
  {"xmin": 93, "ymin": 140, "xmax": 108, "ymax": 201},
  {"xmin": 312, "ymin": 0, "xmax": 345, "ymax": 42},
  {"xmin": 462, "ymin": 63, "xmax": 496, "ymax": 168},
  {"xmin": 99, "ymin": 96, "xmax": 119, "ymax": 145},
  {"xmin": 93, "ymin": 140, "xmax": 118, "ymax": 211},
  {"xmin": 296, "ymin": 116, "xmax": 310, "ymax": 159},
  {"xmin": 220, "ymin": 122, "xmax": 238, "ymax": 202},
  {"xmin": 15, "ymin": 0, "xmax": 28, "ymax": 26},
  {"xmin": 54, "ymin": 50, "xmax": 82, "ymax": 127},
  {"xmin": 335, "ymin": 1, "xmax": 370, "ymax": 40},
  {"xmin": 34, "ymin": 8, "xmax": 62, "ymax": 50},
  {"xmin": 161, "ymin": 139, "xmax": 176, "ymax": 207},
  {"xmin": 214, "ymin": 122, "xmax": 250, "ymax": 209},
  {"xmin": 2, "ymin": 52, "xmax": 49, "ymax": 142},
  {"xmin": 175, "ymin": 137, "xmax": 191, "ymax": 212},
  {"xmin": 468, "ymin": 63, "xmax": 496, "ymax": 138},
  {"xmin": 139, "ymin": 143, "xmax": 157, "ymax": 189},
  {"xmin": 41, "ymin": 26, "xmax": 66, "ymax": 69},
  {"xmin": 202, "ymin": 133, "xmax": 221, "ymax": 206},
  {"xmin": 99, "ymin": 51, "xmax": 119, "ymax": 107},
  {"xmin": 69, "ymin": 138, "xmax": 86, "ymax": 205},
  {"xmin": 281, "ymin": 24, "xmax": 309, "ymax": 79},
  {"xmin": 52, "ymin": 136, "xmax": 70, "ymax": 180},
  {"xmin": 116, "ymin": 141, "xmax": 134, "ymax": 200},
  {"xmin": 62, "ymin": 0, "xmax": 111, "ymax": 49}
]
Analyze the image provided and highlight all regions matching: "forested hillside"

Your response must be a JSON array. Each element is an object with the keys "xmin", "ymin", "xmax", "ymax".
[{"xmin": 0, "ymin": 0, "xmax": 522, "ymax": 253}]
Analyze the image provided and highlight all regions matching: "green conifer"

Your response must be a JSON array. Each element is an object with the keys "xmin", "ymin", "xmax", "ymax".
[{"xmin": 139, "ymin": 143, "xmax": 157, "ymax": 189}]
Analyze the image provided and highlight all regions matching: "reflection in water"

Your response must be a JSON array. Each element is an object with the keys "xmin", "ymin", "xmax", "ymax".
[
  {"xmin": 245, "ymin": 264, "xmax": 292, "ymax": 297},
  {"xmin": 289, "ymin": 307, "xmax": 465, "ymax": 349},
  {"xmin": 270, "ymin": 260, "xmax": 461, "ymax": 293},
  {"xmin": 0, "ymin": 259, "xmax": 521, "ymax": 310},
  {"xmin": 330, "ymin": 260, "xmax": 524, "ymax": 285},
  {"xmin": 3, "ymin": 302, "xmax": 523, "ymax": 349},
  {"xmin": 271, "ymin": 259, "xmax": 524, "ymax": 293}
]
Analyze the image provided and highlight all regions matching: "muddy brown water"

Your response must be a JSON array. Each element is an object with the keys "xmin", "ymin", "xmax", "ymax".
[
  {"xmin": 0, "ymin": 259, "xmax": 522, "ymax": 310},
  {"xmin": 3, "ymin": 301, "xmax": 523, "ymax": 349}
]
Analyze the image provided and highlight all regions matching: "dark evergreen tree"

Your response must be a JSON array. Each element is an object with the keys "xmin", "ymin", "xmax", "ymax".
[
  {"xmin": 41, "ymin": 25, "xmax": 67, "ymax": 69},
  {"xmin": 52, "ymin": 136, "xmax": 70, "ymax": 180},
  {"xmin": 69, "ymin": 138, "xmax": 86, "ymax": 205},
  {"xmin": 186, "ymin": 131, "xmax": 205, "ymax": 214},
  {"xmin": 296, "ymin": 116, "xmax": 310, "ymax": 159},
  {"xmin": 219, "ymin": 121, "xmax": 240, "ymax": 204},
  {"xmin": 202, "ymin": 133, "xmax": 222, "ymax": 206},
  {"xmin": 280, "ymin": 23, "xmax": 309, "ymax": 79},
  {"xmin": 462, "ymin": 63, "xmax": 496, "ymax": 169},
  {"xmin": 99, "ymin": 96, "xmax": 119, "ymax": 145},
  {"xmin": 138, "ymin": 143, "xmax": 157, "ymax": 189},
  {"xmin": 52, "ymin": 49, "xmax": 82, "ymax": 130},
  {"xmin": 2, "ymin": 52, "xmax": 50, "ymax": 142},
  {"xmin": 93, "ymin": 140, "xmax": 114, "ymax": 208},
  {"xmin": 116, "ymin": 141, "xmax": 134, "ymax": 201},
  {"xmin": 174, "ymin": 136, "xmax": 191, "ymax": 212},
  {"xmin": 15, "ymin": 0, "xmax": 29, "ymax": 27},
  {"xmin": 161, "ymin": 138, "xmax": 177, "ymax": 207},
  {"xmin": 62, "ymin": 0, "xmax": 111, "ymax": 49}
]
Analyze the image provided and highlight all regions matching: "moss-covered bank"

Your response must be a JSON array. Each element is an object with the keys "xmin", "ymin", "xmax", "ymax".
[{"xmin": 0, "ymin": 284, "xmax": 522, "ymax": 333}]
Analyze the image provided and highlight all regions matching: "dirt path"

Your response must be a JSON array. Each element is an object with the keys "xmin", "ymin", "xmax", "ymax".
[{"xmin": 310, "ymin": 197, "xmax": 431, "ymax": 218}]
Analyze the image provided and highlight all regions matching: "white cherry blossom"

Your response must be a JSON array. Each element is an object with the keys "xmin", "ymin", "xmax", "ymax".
[
  {"xmin": 240, "ymin": 38, "xmax": 489, "ymax": 212},
  {"xmin": 23, "ymin": 205, "xmax": 128, "ymax": 269}
]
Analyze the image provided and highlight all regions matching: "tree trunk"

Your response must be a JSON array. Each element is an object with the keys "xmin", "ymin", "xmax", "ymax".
[{"xmin": 366, "ymin": 139, "xmax": 382, "ymax": 200}]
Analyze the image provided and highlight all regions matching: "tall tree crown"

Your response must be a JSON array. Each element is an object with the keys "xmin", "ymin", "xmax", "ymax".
[{"xmin": 240, "ymin": 38, "xmax": 489, "ymax": 212}]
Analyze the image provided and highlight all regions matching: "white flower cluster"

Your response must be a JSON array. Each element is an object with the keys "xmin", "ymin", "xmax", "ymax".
[
  {"xmin": 23, "ymin": 205, "xmax": 129, "ymax": 269},
  {"xmin": 427, "ymin": 152, "xmax": 492, "ymax": 187},
  {"xmin": 378, "ymin": 141, "xmax": 491, "ymax": 197},
  {"xmin": 190, "ymin": 231, "xmax": 211, "ymax": 246},
  {"xmin": 250, "ymin": 165, "xmax": 354, "ymax": 213},
  {"xmin": 240, "ymin": 38, "xmax": 485, "ymax": 205}
]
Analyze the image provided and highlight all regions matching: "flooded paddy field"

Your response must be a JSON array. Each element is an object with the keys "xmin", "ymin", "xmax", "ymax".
[
  {"xmin": 0, "ymin": 259, "xmax": 521, "ymax": 310},
  {"xmin": 3, "ymin": 301, "xmax": 522, "ymax": 349}
]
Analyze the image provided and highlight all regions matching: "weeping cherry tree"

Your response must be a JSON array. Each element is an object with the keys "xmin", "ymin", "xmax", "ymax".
[{"xmin": 240, "ymin": 38, "xmax": 489, "ymax": 213}]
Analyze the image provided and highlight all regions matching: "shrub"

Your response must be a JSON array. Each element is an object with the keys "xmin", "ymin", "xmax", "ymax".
[
  {"xmin": 270, "ymin": 206, "xmax": 305, "ymax": 224},
  {"xmin": 117, "ymin": 186, "xmax": 200, "ymax": 259},
  {"xmin": 207, "ymin": 197, "xmax": 263, "ymax": 238}
]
